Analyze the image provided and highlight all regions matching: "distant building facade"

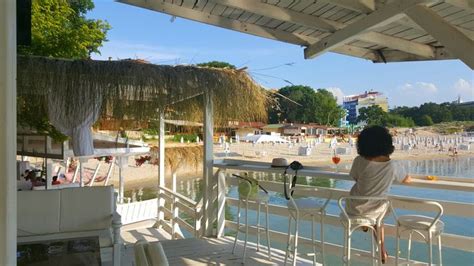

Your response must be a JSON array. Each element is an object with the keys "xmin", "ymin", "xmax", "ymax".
[{"xmin": 342, "ymin": 91, "xmax": 388, "ymax": 124}]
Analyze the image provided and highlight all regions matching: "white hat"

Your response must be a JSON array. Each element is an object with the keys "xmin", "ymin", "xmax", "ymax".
[{"xmin": 271, "ymin": 158, "xmax": 288, "ymax": 168}]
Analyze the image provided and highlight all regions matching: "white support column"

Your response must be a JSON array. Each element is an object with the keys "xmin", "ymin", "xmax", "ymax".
[
  {"xmin": 0, "ymin": 0, "xmax": 17, "ymax": 264},
  {"xmin": 156, "ymin": 109, "xmax": 165, "ymax": 227},
  {"xmin": 216, "ymin": 169, "xmax": 227, "ymax": 238},
  {"xmin": 405, "ymin": 5, "xmax": 474, "ymax": 69},
  {"xmin": 203, "ymin": 88, "xmax": 215, "ymax": 237}
]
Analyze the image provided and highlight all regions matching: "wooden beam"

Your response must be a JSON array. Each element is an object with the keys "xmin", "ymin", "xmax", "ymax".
[
  {"xmin": 405, "ymin": 4, "xmax": 474, "ymax": 69},
  {"xmin": 304, "ymin": 0, "xmax": 433, "ymax": 59},
  {"xmin": 211, "ymin": 0, "xmax": 339, "ymax": 32},
  {"xmin": 396, "ymin": 15, "xmax": 474, "ymax": 40},
  {"xmin": 211, "ymin": 0, "xmax": 418, "ymax": 59},
  {"xmin": 372, "ymin": 49, "xmax": 455, "ymax": 63},
  {"xmin": 358, "ymin": 31, "xmax": 436, "ymax": 58},
  {"xmin": 118, "ymin": 0, "xmax": 378, "ymax": 61},
  {"xmin": 318, "ymin": 0, "xmax": 375, "ymax": 13}
]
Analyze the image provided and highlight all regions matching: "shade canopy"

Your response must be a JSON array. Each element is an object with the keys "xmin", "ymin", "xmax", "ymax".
[
  {"xmin": 119, "ymin": 0, "xmax": 474, "ymax": 69},
  {"xmin": 17, "ymin": 56, "xmax": 270, "ymax": 126}
]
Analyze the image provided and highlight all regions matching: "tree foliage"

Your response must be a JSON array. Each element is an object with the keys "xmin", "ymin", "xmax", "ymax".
[
  {"xmin": 357, "ymin": 105, "xmax": 415, "ymax": 127},
  {"xmin": 18, "ymin": 0, "xmax": 110, "ymax": 59},
  {"xmin": 391, "ymin": 102, "xmax": 473, "ymax": 126},
  {"xmin": 17, "ymin": 0, "xmax": 110, "ymax": 141},
  {"xmin": 268, "ymin": 85, "xmax": 343, "ymax": 126},
  {"xmin": 196, "ymin": 61, "xmax": 236, "ymax": 69}
]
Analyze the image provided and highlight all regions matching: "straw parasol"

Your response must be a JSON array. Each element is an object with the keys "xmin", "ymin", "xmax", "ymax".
[{"xmin": 17, "ymin": 56, "xmax": 270, "ymax": 128}]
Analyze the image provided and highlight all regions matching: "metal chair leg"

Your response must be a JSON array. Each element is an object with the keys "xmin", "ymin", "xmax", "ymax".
[
  {"xmin": 232, "ymin": 200, "xmax": 241, "ymax": 254},
  {"xmin": 257, "ymin": 201, "xmax": 261, "ymax": 251},
  {"xmin": 320, "ymin": 212, "xmax": 325, "ymax": 265},
  {"xmin": 312, "ymin": 215, "xmax": 316, "ymax": 266},
  {"xmin": 265, "ymin": 203, "xmax": 271, "ymax": 261},
  {"xmin": 285, "ymin": 216, "xmax": 292, "ymax": 265},
  {"xmin": 292, "ymin": 216, "xmax": 299, "ymax": 266},
  {"xmin": 438, "ymin": 234, "xmax": 442, "ymax": 266},
  {"xmin": 396, "ymin": 225, "xmax": 400, "ymax": 266},
  {"xmin": 407, "ymin": 231, "xmax": 413, "ymax": 264},
  {"xmin": 428, "ymin": 231, "xmax": 433, "ymax": 266},
  {"xmin": 243, "ymin": 201, "xmax": 249, "ymax": 261},
  {"xmin": 347, "ymin": 227, "xmax": 352, "ymax": 266}
]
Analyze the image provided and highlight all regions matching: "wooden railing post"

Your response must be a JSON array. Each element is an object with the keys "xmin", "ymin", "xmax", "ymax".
[{"xmin": 216, "ymin": 169, "xmax": 227, "ymax": 238}]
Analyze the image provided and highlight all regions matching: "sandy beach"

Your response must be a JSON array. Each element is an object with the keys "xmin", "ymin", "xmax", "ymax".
[{"xmin": 92, "ymin": 134, "xmax": 473, "ymax": 191}]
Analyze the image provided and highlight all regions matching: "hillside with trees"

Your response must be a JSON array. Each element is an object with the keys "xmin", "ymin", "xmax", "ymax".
[{"xmin": 268, "ymin": 85, "xmax": 344, "ymax": 126}]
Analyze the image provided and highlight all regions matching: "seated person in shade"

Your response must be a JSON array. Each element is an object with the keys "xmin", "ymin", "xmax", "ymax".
[
  {"xmin": 346, "ymin": 125, "xmax": 411, "ymax": 263},
  {"xmin": 52, "ymin": 175, "xmax": 61, "ymax": 185}
]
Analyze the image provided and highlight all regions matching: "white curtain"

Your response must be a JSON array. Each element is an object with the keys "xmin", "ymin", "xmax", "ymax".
[{"xmin": 47, "ymin": 93, "xmax": 101, "ymax": 156}]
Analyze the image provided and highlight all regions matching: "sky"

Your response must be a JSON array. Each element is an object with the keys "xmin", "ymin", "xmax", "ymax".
[{"xmin": 88, "ymin": 0, "xmax": 474, "ymax": 108}]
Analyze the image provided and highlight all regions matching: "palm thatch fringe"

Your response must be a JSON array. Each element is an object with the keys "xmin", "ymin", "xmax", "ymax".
[{"xmin": 17, "ymin": 56, "xmax": 270, "ymax": 127}]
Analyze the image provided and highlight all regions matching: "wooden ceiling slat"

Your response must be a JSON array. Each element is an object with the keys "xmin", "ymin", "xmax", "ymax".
[
  {"xmin": 312, "ymin": 4, "xmax": 334, "ymax": 16},
  {"xmin": 447, "ymin": 11, "xmax": 474, "ymax": 25},
  {"xmin": 276, "ymin": 21, "xmax": 294, "ymax": 31},
  {"xmin": 329, "ymin": 9, "xmax": 353, "ymax": 21},
  {"xmin": 264, "ymin": 18, "xmax": 286, "ymax": 29},
  {"xmin": 437, "ymin": 6, "xmax": 464, "ymax": 18},
  {"xmin": 254, "ymin": 16, "xmax": 272, "ymax": 26},
  {"xmin": 320, "ymin": 6, "xmax": 342, "ymax": 19},
  {"xmin": 289, "ymin": 0, "xmax": 314, "ymax": 12},
  {"xmin": 244, "ymin": 13, "xmax": 262, "ymax": 24},
  {"xmin": 210, "ymin": 4, "xmax": 226, "ymax": 15},
  {"xmin": 237, "ymin": 11, "xmax": 254, "ymax": 22},
  {"xmin": 201, "ymin": 2, "xmax": 215, "ymax": 13}
]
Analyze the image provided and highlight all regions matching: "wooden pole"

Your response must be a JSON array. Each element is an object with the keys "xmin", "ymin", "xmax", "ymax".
[{"xmin": 0, "ymin": 0, "xmax": 17, "ymax": 263}]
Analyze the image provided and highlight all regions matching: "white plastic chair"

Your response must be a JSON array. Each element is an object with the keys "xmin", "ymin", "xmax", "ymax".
[
  {"xmin": 338, "ymin": 196, "xmax": 390, "ymax": 266},
  {"xmin": 285, "ymin": 187, "xmax": 331, "ymax": 266},
  {"xmin": 232, "ymin": 178, "xmax": 271, "ymax": 262},
  {"xmin": 394, "ymin": 198, "xmax": 444, "ymax": 266}
]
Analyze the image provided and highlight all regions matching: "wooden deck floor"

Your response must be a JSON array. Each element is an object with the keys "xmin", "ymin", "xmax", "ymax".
[{"xmin": 120, "ymin": 222, "xmax": 315, "ymax": 265}]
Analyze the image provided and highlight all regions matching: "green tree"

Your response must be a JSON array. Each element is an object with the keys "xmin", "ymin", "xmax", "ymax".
[
  {"xmin": 357, "ymin": 105, "xmax": 387, "ymax": 126},
  {"xmin": 314, "ymin": 89, "xmax": 344, "ymax": 126},
  {"xmin": 418, "ymin": 115, "xmax": 434, "ymax": 126},
  {"xmin": 17, "ymin": 0, "xmax": 110, "ymax": 141},
  {"xmin": 18, "ymin": 0, "xmax": 110, "ymax": 59},
  {"xmin": 268, "ymin": 86, "xmax": 343, "ymax": 126},
  {"xmin": 196, "ymin": 61, "xmax": 236, "ymax": 69}
]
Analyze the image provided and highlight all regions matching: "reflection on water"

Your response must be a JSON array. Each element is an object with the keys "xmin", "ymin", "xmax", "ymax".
[{"xmin": 398, "ymin": 156, "xmax": 474, "ymax": 178}]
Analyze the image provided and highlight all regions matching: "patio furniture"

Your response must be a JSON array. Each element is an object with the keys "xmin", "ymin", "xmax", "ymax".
[
  {"xmin": 17, "ymin": 186, "xmax": 121, "ymax": 266},
  {"xmin": 285, "ymin": 187, "xmax": 331, "ymax": 266},
  {"xmin": 134, "ymin": 240, "xmax": 169, "ymax": 266},
  {"xmin": 338, "ymin": 196, "xmax": 390, "ymax": 266},
  {"xmin": 232, "ymin": 175, "xmax": 271, "ymax": 262},
  {"xmin": 394, "ymin": 199, "xmax": 444, "ymax": 266}
]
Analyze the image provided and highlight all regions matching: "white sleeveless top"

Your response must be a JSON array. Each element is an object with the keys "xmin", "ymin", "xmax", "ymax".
[{"xmin": 346, "ymin": 156, "xmax": 406, "ymax": 219}]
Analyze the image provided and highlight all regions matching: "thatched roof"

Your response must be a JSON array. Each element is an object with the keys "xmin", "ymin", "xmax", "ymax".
[{"xmin": 17, "ymin": 56, "xmax": 270, "ymax": 127}]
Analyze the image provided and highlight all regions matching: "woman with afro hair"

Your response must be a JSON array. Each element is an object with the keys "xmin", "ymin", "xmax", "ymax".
[{"xmin": 346, "ymin": 125, "xmax": 412, "ymax": 263}]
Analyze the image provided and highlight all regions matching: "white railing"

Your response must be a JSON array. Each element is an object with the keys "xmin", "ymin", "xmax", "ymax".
[
  {"xmin": 138, "ymin": 158, "xmax": 473, "ymax": 264},
  {"xmin": 158, "ymin": 185, "xmax": 203, "ymax": 239},
  {"xmin": 212, "ymin": 159, "xmax": 474, "ymax": 264},
  {"xmin": 117, "ymin": 198, "xmax": 158, "ymax": 225}
]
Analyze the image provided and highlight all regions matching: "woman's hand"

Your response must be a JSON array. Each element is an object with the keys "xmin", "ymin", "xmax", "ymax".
[{"xmin": 402, "ymin": 175, "xmax": 412, "ymax": 184}]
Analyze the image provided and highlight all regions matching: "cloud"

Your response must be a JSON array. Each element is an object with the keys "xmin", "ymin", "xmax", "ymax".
[
  {"xmin": 92, "ymin": 41, "xmax": 185, "ymax": 63},
  {"xmin": 400, "ymin": 82, "xmax": 438, "ymax": 93},
  {"xmin": 390, "ymin": 81, "xmax": 439, "ymax": 107},
  {"xmin": 453, "ymin": 78, "xmax": 474, "ymax": 101},
  {"xmin": 326, "ymin": 87, "xmax": 345, "ymax": 104}
]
